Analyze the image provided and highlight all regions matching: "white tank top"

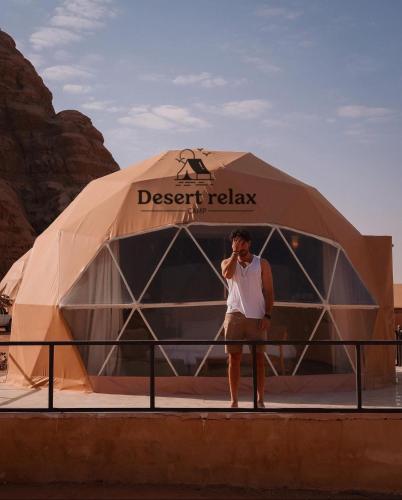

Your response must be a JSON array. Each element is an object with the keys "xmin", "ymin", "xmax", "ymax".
[{"xmin": 226, "ymin": 254, "xmax": 266, "ymax": 319}]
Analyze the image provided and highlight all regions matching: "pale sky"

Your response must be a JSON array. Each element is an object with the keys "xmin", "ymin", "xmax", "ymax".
[{"xmin": 2, "ymin": 0, "xmax": 402, "ymax": 282}]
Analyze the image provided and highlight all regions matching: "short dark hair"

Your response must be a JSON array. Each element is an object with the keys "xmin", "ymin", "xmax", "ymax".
[{"xmin": 229, "ymin": 228, "xmax": 251, "ymax": 242}]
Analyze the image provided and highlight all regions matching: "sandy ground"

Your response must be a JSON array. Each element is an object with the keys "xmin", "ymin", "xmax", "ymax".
[{"xmin": 0, "ymin": 378, "xmax": 402, "ymax": 410}]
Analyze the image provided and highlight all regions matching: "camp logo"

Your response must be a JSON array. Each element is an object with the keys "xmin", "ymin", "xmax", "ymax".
[{"xmin": 175, "ymin": 148, "xmax": 214, "ymax": 186}]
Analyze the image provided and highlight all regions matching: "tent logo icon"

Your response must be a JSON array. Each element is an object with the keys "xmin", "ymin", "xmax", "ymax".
[{"xmin": 175, "ymin": 149, "xmax": 214, "ymax": 186}]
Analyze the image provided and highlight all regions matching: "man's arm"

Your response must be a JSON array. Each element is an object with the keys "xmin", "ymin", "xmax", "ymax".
[
  {"xmin": 221, "ymin": 237, "xmax": 242, "ymax": 279},
  {"xmin": 221, "ymin": 253, "xmax": 238, "ymax": 279},
  {"xmin": 261, "ymin": 258, "xmax": 274, "ymax": 315}
]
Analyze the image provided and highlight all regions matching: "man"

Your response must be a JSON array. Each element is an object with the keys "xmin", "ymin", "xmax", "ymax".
[{"xmin": 221, "ymin": 229, "xmax": 274, "ymax": 408}]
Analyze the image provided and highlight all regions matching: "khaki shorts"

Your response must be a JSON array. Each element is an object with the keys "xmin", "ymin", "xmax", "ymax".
[{"xmin": 223, "ymin": 311, "xmax": 267, "ymax": 354}]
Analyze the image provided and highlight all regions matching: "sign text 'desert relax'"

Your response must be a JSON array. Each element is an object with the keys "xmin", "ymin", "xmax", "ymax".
[
  {"xmin": 137, "ymin": 189, "xmax": 256, "ymax": 206},
  {"xmin": 137, "ymin": 148, "xmax": 257, "ymax": 213}
]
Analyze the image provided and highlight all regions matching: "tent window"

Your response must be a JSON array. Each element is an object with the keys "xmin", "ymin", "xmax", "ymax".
[
  {"xmin": 281, "ymin": 229, "xmax": 338, "ymax": 299},
  {"xmin": 267, "ymin": 307, "xmax": 323, "ymax": 376},
  {"xmin": 100, "ymin": 310, "xmax": 174, "ymax": 377},
  {"xmin": 296, "ymin": 312, "xmax": 355, "ymax": 375},
  {"xmin": 63, "ymin": 307, "xmax": 127, "ymax": 375},
  {"xmin": 109, "ymin": 227, "xmax": 178, "ymax": 300},
  {"xmin": 329, "ymin": 251, "xmax": 376, "ymax": 305},
  {"xmin": 261, "ymin": 229, "xmax": 322, "ymax": 303},
  {"xmin": 141, "ymin": 229, "xmax": 227, "ymax": 303},
  {"xmin": 142, "ymin": 305, "xmax": 226, "ymax": 376}
]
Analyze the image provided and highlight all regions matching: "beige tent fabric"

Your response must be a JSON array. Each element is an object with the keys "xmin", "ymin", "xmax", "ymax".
[
  {"xmin": 0, "ymin": 249, "xmax": 31, "ymax": 301},
  {"xmin": 3, "ymin": 150, "xmax": 394, "ymax": 390},
  {"xmin": 394, "ymin": 284, "xmax": 402, "ymax": 309}
]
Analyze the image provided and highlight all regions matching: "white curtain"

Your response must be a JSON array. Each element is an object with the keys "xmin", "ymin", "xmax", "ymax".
[
  {"xmin": 62, "ymin": 244, "xmax": 127, "ymax": 374},
  {"xmin": 63, "ymin": 245, "xmax": 131, "ymax": 305}
]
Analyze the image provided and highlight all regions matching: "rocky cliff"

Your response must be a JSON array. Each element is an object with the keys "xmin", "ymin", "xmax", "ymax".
[{"xmin": 0, "ymin": 29, "xmax": 119, "ymax": 279}]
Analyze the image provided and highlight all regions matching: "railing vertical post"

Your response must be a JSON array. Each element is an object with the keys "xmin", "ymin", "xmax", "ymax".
[
  {"xmin": 48, "ymin": 344, "xmax": 54, "ymax": 410},
  {"xmin": 252, "ymin": 343, "xmax": 258, "ymax": 410},
  {"xmin": 150, "ymin": 343, "xmax": 155, "ymax": 410},
  {"xmin": 355, "ymin": 344, "xmax": 362, "ymax": 410}
]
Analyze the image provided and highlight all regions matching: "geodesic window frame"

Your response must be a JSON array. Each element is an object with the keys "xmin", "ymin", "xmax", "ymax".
[{"xmin": 60, "ymin": 223, "xmax": 378, "ymax": 378}]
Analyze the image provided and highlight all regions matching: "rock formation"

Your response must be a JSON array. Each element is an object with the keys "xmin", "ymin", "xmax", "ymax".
[{"xmin": 0, "ymin": 29, "xmax": 119, "ymax": 278}]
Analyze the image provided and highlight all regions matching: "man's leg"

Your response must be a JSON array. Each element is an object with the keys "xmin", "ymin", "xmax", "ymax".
[
  {"xmin": 224, "ymin": 313, "xmax": 243, "ymax": 407},
  {"xmin": 256, "ymin": 352, "xmax": 265, "ymax": 405},
  {"xmin": 228, "ymin": 352, "xmax": 242, "ymax": 407},
  {"xmin": 246, "ymin": 318, "xmax": 267, "ymax": 407}
]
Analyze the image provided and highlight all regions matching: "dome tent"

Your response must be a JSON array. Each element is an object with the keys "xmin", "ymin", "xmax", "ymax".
[{"xmin": 5, "ymin": 149, "xmax": 394, "ymax": 393}]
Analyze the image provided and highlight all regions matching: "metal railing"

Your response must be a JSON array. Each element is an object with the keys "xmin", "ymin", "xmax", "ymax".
[{"xmin": 0, "ymin": 339, "xmax": 400, "ymax": 413}]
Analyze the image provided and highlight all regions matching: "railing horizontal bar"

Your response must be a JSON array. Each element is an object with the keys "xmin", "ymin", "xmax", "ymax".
[
  {"xmin": 1, "ymin": 340, "xmax": 402, "ymax": 346},
  {"xmin": 1, "ymin": 407, "xmax": 402, "ymax": 413}
]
